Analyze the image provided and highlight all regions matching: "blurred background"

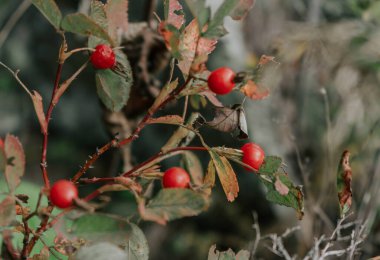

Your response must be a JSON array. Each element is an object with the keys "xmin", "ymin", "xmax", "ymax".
[{"xmin": 0, "ymin": 0, "xmax": 380, "ymax": 259}]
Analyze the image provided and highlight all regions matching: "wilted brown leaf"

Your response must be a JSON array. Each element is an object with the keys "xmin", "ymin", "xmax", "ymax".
[
  {"xmin": 31, "ymin": 91, "xmax": 47, "ymax": 134},
  {"xmin": 240, "ymin": 80, "xmax": 269, "ymax": 100}
]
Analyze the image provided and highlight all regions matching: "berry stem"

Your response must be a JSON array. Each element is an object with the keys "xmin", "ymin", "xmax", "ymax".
[{"xmin": 83, "ymin": 146, "xmax": 208, "ymax": 201}]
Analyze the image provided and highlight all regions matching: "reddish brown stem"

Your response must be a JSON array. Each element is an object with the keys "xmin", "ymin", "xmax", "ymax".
[
  {"xmin": 79, "ymin": 177, "xmax": 117, "ymax": 184},
  {"xmin": 40, "ymin": 62, "xmax": 63, "ymax": 188},
  {"xmin": 83, "ymin": 146, "xmax": 208, "ymax": 201},
  {"xmin": 74, "ymin": 77, "xmax": 193, "ymax": 181}
]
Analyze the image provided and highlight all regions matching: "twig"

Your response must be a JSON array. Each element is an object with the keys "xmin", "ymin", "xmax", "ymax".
[{"xmin": 0, "ymin": 61, "xmax": 32, "ymax": 96}]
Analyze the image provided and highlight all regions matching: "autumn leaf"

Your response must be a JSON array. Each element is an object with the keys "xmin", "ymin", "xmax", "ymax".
[
  {"xmin": 31, "ymin": 90, "xmax": 47, "ymax": 134},
  {"xmin": 177, "ymin": 19, "xmax": 217, "ymax": 75},
  {"xmin": 4, "ymin": 135, "xmax": 25, "ymax": 192},
  {"xmin": 209, "ymin": 150, "xmax": 239, "ymax": 202},
  {"xmin": 159, "ymin": 0, "xmax": 185, "ymax": 55},
  {"xmin": 337, "ymin": 150, "xmax": 352, "ymax": 217},
  {"xmin": 164, "ymin": 0, "xmax": 185, "ymax": 30},
  {"xmin": 208, "ymin": 244, "xmax": 250, "ymax": 260},
  {"xmin": 240, "ymin": 80, "xmax": 269, "ymax": 100}
]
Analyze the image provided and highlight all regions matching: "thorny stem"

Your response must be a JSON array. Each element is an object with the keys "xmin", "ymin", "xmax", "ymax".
[{"xmin": 40, "ymin": 62, "xmax": 64, "ymax": 188}]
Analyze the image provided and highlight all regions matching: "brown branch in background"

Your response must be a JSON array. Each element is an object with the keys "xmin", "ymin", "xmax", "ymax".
[
  {"xmin": 0, "ymin": 0, "xmax": 31, "ymax": 49},
  {"xmin": 74, "ymin": 76, "xmax": 193, "ymax": 183},
  {"xmin": 144, "ymin": 0, "xmax": 157, "ymax": 28}
]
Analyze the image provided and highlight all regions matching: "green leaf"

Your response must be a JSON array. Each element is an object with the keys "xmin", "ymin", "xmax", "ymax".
[
  {"xmin": 61, "ymin": 13, "xmax": 114, "ymax": 46},
  {"xmin": 209, "ymin": 150, "xmax": 239, "ymax": 202},
  {"xmin": 161, "ymin": 112, "xmax": 200, "ymax": 153},
  {"xmin": 75, "ymin": 242, "xmax": 128, "ymax": 260},
  {"xmin": 0, "ymin": 196, "xmax": 15, "ymax": 227},
  {"xmin": 203, "ymin": 0, "xmax": 255, "ymax": 39},
  {"xmin": 95, "ymin": 51, "xmax": 132, "ymax": 112},
  {"xmin": 260, "ymin": 174, "xmax": 304, "ymax": 220},
  {"xmin": 184, "ymin": 0, "xmax": 210, "ymax": 30},
  {"xmin": 31, "ymin": 0, "xmax": 62, "ymax": 29},
  {"xmin": 182, "ymin": 151, "xmax": 204, "ymax": 186},
  {"xmin": 128, "ymin": 223, "xmax": 149, "ymax": 260},
  {"xmin": 88, "ymin": 0, "xmax": 108, "ymax": 48},
  {"xmin": 149, "ymin": 79, "xmax": 178, "ymax": 113},
  {"xmin": 64, "ymin": 213, "xmax": 149, "ymax": 259},
  {"xmin": 139, "ymin": 189, "xmax": 208, "ymax": 225},
  {"xmin": 4, "ymin": 135, "xmax": 25, "ymax": 193},
  {"xmin": 336, "ymin": 150, "xmax": 352, "ymax": 217},
  {"xmin": 208, "ymin": 244, "xmax": 250, "ymax": 260},
  {"xmin": 258, "ymin": 156, "xmax": 282, "ymax": 175}
]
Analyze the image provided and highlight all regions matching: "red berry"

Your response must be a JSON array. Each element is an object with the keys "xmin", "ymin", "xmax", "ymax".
[
  {"xmin": 0, "ymin": 138, "xmax": 4, "ymax": 150},
  {"xmin": 50, "ymin": 180, "xmax": 78, "ymax": 209},
  {"xmin": 162, "ymin": 167, "xmax": 190, "ymax": 188},
  {"xmin": 241, "ymin": 142, "xmax": 265, "ymax": 171},
  {"xmin": 207, "ymin": 67, "xmax": 236, "ymax": 95},
  {"xmin": 90, "ymin": 44, "xmax": 116, "ymax": 69}
]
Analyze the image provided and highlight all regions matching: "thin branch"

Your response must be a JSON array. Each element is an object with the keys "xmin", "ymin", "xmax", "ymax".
[{"xmin": 0, "ymin": 61, "xmax": 32, "ymax": 96}]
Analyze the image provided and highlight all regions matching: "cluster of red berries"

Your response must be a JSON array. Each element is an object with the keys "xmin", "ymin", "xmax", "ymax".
[{"xmin": 162, "ymin": 142, "xmax": 265, "ymax": 189}]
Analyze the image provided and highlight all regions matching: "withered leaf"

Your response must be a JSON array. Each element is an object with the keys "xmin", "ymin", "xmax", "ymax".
[
  {"xmin": 240, "ymin": 80, "xmax": 269, "ymax": 100},
  {"xmin": 207, "ymin": 105, "xmax": 248, "ymax": 139},
  {"xmin": 337, "ymin": 150, "xmax": 352, "ymax": 217}
]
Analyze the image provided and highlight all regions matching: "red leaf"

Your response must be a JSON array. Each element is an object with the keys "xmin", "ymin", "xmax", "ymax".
[
  {"xmin": 4, "ymin": 135, "xmax": 25, "ymax": 192},
  {"xmin": 105, "ymin": 0, "xmax": 129, "ymax": 43},
  {"xmin": 166, "ymin": 0, "xmax": 185, "ymax": 30},
  {"xmin": 240, "ymin": 80, "xmax": 269, "ymax": 100},
  {"xmin": 178, "ymin": 19, "xmax": 217, "ymax": 75}
]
